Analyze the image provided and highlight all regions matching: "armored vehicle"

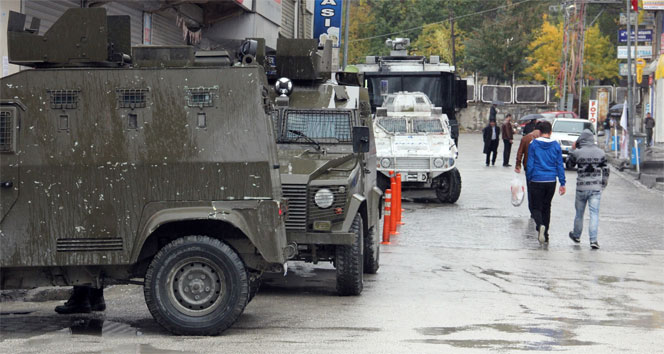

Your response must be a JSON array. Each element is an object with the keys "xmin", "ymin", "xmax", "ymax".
[
  {"xmin": 268, "ymin": 39, "xmax": 382, "ymax": 295},
  {"xmin": 0, "ymin": 8, "xmax": 289, "ymax": 335},
  {"xmin": 354, "ymin": 38, "xmax": 467, "ymax": 146},
  {"xmin": 374, "ymin": 92, "xmax": 461, "ymax": 203}
]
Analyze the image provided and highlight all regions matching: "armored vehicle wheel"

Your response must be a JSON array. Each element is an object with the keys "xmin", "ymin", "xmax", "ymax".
[
  {"xmin": 436, "ymin": 168, "xmax": 462, "ymax": 204},
  {"xmin": 363, "ymin": 224, "xmax": 380, "ymax": 274},
  {"xmin": 336, "ymin": 214, "xmax": 364, "ymax": 295},
  {"xmin": 144, "ymin": 235, "xmax": 249, "ymax": 336}
]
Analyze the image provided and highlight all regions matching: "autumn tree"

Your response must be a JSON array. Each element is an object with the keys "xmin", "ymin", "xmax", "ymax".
[
  {"xmin": 347, "ymin": 0, "xmax": 375, "ymax": 64},
  {"xmin": 411, "ymin": 23, "xmax": 464, "ymax": 69},
  {"xmin": 525, "ymin": 16, "xmax": 618, "ymax": 85}
]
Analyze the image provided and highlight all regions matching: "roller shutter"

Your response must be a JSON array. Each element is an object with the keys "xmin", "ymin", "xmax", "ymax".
[
  {"xmin": 152, "ymin": 13, "xmax": 185, "ymax": 45},
  {"xmin": 280, "ymin": 0, "xmax": 294, "ymax": 39}
]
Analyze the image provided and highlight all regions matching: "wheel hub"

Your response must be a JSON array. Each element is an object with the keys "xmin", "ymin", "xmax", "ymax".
[{"xmin": 167, "ymin": 258, "xmax": 226, "ymax": 317}]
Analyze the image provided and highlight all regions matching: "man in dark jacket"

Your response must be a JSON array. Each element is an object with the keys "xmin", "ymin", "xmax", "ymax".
[
  {"xmin": 526, "ymin": 121, "xmax": 566, "ymax": 244},
  {"xmin": 522, "ymin": 119, "xmax": 537, "ymax": 136},
  {"xmin": 501, "ymin": 114, "xmax": 514, "ymax": 167},
  {"xmin": 483, "ymin": 120, "xmax": 500, "ymax": 166},
  {"xmin": 567, "ymin": 129, "xmax": 609, "ymax": 249},
  {"xmin": 644, "ymin": 113, "xmax": 655, "ymax": 147}
]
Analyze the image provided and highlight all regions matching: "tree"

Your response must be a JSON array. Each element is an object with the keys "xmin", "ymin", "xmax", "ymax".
[
  {"xmin": 411, "ymin": 23, "xmax": 464, "ymax": 68},
  {"xmin": 524, "ymin": 16, "xmax": 563, "ymax": 86},
  {"xmin": 525, "ymin": 17, "xmax": 618, "ymax": 85},
  {"xmin": 347, "ymin": 0, "xmax": 375, "ymax": 65}
]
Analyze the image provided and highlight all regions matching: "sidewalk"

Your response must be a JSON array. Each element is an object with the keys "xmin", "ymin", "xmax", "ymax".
[{"xmin": 604, "ymin": 139, "xmax": 664, "ymax": 191}]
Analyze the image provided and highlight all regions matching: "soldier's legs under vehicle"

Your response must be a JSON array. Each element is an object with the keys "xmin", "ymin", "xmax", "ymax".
[{"xmin": 55, "ymin": 286, "xmax": 105, "ymax": 314}]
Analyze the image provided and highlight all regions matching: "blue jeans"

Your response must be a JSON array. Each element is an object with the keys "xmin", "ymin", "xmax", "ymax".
[{"xmin": 572, "ymin": 190, "xmax": 602, "ymax": 242}]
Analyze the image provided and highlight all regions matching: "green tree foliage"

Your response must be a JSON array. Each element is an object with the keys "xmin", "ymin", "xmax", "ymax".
[
  {"xmin": 411, "ymin": 23, "xmax": 464, "ymax": 68},
  {"xmin": 347, "ymin": 0, "xmax": 375, "ymax": 65}
]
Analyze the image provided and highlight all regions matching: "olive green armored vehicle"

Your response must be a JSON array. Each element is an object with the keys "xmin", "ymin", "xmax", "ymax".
[
  {"xmin": 268, "ymin": 39, "xmax": 382, "ymax": 295},
  {"xmin": 0, "ymin": 8, "xmax": 289, "ymax": 335}
]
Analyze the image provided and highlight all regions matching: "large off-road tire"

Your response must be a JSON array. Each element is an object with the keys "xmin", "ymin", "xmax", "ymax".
[
  {"xmin": 436, "ymin": 168, "xmax": 462, "ymax": 204},
  {"xmin": 363, "ymin": 224, "xmax": 380, "ymax": 274},
  {"xmin": 336, "ymin": 214, "xmax": 364, "ymax": 296},
  {"xmin": 144, "ymin": 235, "xmax": 249, "ymax": 336}
]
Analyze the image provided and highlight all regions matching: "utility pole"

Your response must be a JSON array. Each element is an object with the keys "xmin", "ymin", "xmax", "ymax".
[
  {"xmin": 626, "ymin": 0, "xmax": 633, "ymax": 162},
  {"xmin": 577, "ymin": 0, "xmax": 586, "ymax": 118},
  {"xmin": 342, "ymin": 0, "xmax": 350, "ymax": 69},
  {"xmin": 450, "ymin": 2, "xmax": 456, "ymax": 71},
  {"xmin": 560, "ymin": 4, "xmax": 572, "ymax": 110}
]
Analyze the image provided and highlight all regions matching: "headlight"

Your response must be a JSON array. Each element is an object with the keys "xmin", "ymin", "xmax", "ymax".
[
  {"xmin": 380, "ymin": 158, "xmax": 391, "ymax": 168},
  {"xmin": 448, "ymin": 158, "xmax": 455, "ymax": 166},
  {"xmin": 314, "ymin": 188, "xmax": 334, "ymax": 209},
  {"xmin": 433, "ymin": 158, "xmax": 444, "ymax": 168},
  {"xmin": 561, "ymin": 140, "xmax": 574, "ymax": 146}
]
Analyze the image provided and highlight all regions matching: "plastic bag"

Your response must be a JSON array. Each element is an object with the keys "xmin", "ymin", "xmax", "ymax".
[{"xmin": 510, "ymin": 174, "xmax": 525, "ymax": 207}]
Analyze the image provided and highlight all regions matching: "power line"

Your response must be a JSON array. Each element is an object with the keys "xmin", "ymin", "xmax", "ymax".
[{"xmin": 349, "ymin": 0, "xmax": 537, "ymax": 43}]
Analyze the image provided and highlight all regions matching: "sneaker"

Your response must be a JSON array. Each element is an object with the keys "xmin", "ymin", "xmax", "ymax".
[
  {"xmin": 538, "ymin": 226, "xmax": 546, "ymax": 244},
  {"xmin": 568, "ymin": 232, "xmax": 580, "ymax": 243},
  {"xmin": 590, "ymin": 241, "xmax": 600, "ymax": 249},
  {"xmin": 545, "ymin": 234, "xmax": 549, "ymax": 243}
]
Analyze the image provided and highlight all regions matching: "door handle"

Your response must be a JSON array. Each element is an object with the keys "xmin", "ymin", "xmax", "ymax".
[{"xmin": 1, "ymin": 181, "xmax": 13, "ymax": 189}]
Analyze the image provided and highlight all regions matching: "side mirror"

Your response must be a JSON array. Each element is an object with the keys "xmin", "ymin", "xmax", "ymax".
[{"xmin": 352, "ymin": 126, "xmax": 371, "ymax": 153}]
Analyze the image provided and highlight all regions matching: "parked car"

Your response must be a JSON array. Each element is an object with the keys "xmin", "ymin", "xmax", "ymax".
[{"xmin": 550, "ymin": 118, "xmax": 595, "ymax": 169}]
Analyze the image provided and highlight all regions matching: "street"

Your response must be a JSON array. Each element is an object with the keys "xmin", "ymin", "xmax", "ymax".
[{"xmin": 1, "ymin": 133, "xmax": 663, "ymax": 353}]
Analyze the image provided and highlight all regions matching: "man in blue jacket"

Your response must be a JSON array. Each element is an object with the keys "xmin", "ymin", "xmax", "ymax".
[{"xmin": 526, "ymin": 121, "xmax": 566, "ymax": 244}]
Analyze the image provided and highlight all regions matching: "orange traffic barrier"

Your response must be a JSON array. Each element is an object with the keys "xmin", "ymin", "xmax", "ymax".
[
  {"xmin": 396, "ymin": 173, "xmax": 404, "ymax": 225},
  {"xmin": 390, "ymin": 178, "xmax": 399, "ymax": 235},
  {"xmin": 381, "ymin": 189, "xmax": 392, "ymax": 245}
]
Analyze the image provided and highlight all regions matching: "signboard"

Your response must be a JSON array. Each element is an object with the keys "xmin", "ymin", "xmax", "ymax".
[
  {"xmin": 617, "ymin": 46, "xmax": 652, "ymax": 59},
  {"xmin": 233, "ymin": 0, "xmax": 254, "ymax": 11},
  {"xmin": 142, "ymin": 12, "xmax": 152, "ymax": 45},
  {"xmin": 619, "ymin": 63, "xmax": 637, "ymax": 76},
  {"xmin": 620, "ymin": 12, "xmax": 655, "ymax": 26},
  {"xmin": 588, "ymin": 100, "xmax": 598, "ymax": 131},
  {"xmin": 661, "ymin": 33, "xmax": 664, "ymax": 54},
  {"xmin": 598, "ymin": 89, "xmax": 609, "ymax": 121},
  {"xmin": 314, "ymin": 0, "xmax": 342, "ymax": 48},
  {"xmin": 643, "ymin": 0, "xmax": 664, "ymax": 10},
  {"xmin": 618, "ymin": 29, "xmax": 653, "ymax": 43}
]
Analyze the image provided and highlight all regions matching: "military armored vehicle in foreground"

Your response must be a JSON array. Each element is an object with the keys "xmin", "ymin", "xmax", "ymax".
[
  {"xmin": 268, "ymin": 39, "xmax": 382, "ymax": 295},
  {"xmin": 374, "ymin": 92, "xmax": 461, "ymax": 203},
  {"xmin": 0, "ymin": 8, "xmax": 289, "ymax": 335},
  {"xmin": 354, "ymin": 38, "xmax": 467, "ymax": 146}
]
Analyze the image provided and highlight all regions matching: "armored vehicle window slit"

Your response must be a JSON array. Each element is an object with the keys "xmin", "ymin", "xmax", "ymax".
[
  {"xmin": 127, "ymin": 113, "xmax": 138, "ymax": 129},
  {"xmin": 185, "ymin": 87, "xmax": 216, "ymax": 108},
  {"xmin": 197, "ymin": 112, "xmax": 207, "ymax": 128},
  {"xmin": 58, "ymin": 115, "xmax": 69, "ymax": 131},
  {"xmin": 0, "ymin": 111, "xmax": 13, "ymax": 152},
  {"xmin": 117, "ymin": 89, "xmax": 148, "ymax": 109},
  {"xmin": 49, "ymin": 90, "xmax": 79, "ymax": 109}
]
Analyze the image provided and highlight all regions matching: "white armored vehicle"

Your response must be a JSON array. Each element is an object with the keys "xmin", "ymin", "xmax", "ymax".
[{"xmin": 374, "ymin": 92, "xmax": 461, "ymax": 203}]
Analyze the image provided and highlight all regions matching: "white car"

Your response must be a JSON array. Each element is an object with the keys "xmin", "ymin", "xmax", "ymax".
[
  {"xmin": 550, "ymin": 118, "xmax": 595, "ymax": 168},
  {"xmin": 374, "ymin": 92, "xmax": 461, "ymax": 203}
]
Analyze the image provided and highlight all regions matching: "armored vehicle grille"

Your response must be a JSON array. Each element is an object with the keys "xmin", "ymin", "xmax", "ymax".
[
  {"xmin": 308, "ymin": 187, "xmax": 347, "ymax": 222},
  {"xmin": 56, "ymin": 238, "xmax": 123, "ymax": 252},
  {"xmin": 48, "ymin": 90, "xmax": 79, "ymax": 109},
  {"xmin": 283, "ymin": 185, "xmax": 307, "ymax": 231},
  {"xmin": 0, "ymin": 111, "xmax": 11, "ymax": 152},
  {"xmin": 395, "ymin": 158, "xmax": 430, "ymax": 170}
]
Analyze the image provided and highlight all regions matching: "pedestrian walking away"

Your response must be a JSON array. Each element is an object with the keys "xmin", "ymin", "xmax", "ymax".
[
  {"xmin": 525, "ymin": 121, "xmax": 566, "ymax": 244},
  {"xmin": 522, "ymin": 119, "xmax": 537, "ymax": 136},
  {"xmin": 515, "ymin": 122, "xmax": 542, "ymax": 218},
  {"xmin": 502, "ymin": 114, "xmax": 514, "ymax": 167},
  {"xmin": 644, "ymin": 112, "xmax": 655, "ymax": 147},
  {"xmin": 489, "ymin": 104, "xmax": 498, "ymax": 122},
  {"xmin": 483, "ymin": 120, "xmax": 500, "ymax": 166},
  {"xmin": 568, "ymin": 129, "xmax": 609, "ymax": 249}
]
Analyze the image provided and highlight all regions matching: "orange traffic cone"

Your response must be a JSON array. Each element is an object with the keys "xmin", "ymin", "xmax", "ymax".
[{"xmin": 381, "ymin": 189, "xmax": 392, "ymax": 245}]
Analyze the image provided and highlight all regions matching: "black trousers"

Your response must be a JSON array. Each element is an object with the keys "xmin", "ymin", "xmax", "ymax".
[
  {"xmin": 503, "ymin": 139, "xmax": 512, "ymax": 165},
  {"xmin": 526, "ymin": 181, "xmax": 534, "ymax": 217},
  {"xmin": 646, "ymin": 128, "xmax": 653, "ymax": 146},
  {"xmin": 485, "ymin": 140, "xmax": 499, "ymax": 165},
  {"xmin": 530, "ymin": 181, "xmax": 556, "ymax": 235}
]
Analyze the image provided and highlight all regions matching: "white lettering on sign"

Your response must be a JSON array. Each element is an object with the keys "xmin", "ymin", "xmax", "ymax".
[
  {"xmin": 588, "ymin": 100, "xmax": 598, "ymax": 131},
  {"xmin": 321, "ymin": 0, "xmax": 337, "ymax": 5}
]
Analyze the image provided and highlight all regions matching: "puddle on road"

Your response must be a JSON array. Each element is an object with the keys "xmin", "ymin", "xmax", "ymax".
[
  {"xmin": 412, "ymin": 323, "xmax": 597, "ymax": 350},
  {"xmin": 0, "ymin": 315, "xmax": 142, "ymax": 341},
  {"xmin": 77, "ymin": 344, "xmax": 194, "ymax": 354}
]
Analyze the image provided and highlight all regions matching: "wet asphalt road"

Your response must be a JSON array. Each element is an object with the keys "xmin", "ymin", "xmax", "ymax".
[{"xmin": 1, "ymin": 133, "xmax": 663, "ymax": 353}]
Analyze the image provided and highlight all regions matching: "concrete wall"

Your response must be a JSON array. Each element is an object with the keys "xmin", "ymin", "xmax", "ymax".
[
  {"xmin": 0, "ymin": 0, "xmax": 22, "ymax": 77},
  {"xmin": 458, "ymin": 102, "xmax": 556, "ymax": 132}
]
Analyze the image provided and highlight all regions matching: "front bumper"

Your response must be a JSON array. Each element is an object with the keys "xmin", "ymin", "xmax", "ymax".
[{"xmin": 286, "ymin": 232, "xmax": 356, "ymax": 245}]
